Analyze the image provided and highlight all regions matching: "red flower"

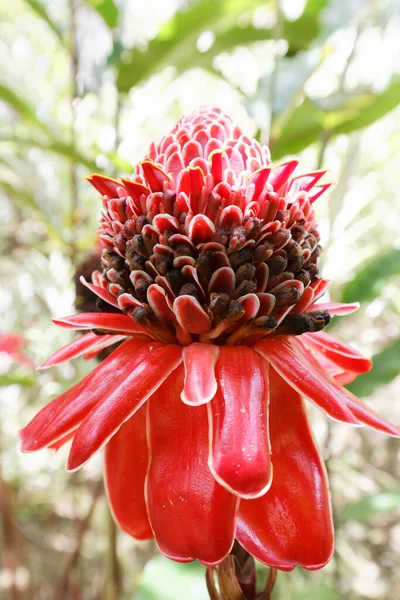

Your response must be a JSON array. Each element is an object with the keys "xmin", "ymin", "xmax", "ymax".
[
  {"xmin": 1, "ymin": 333, "xmax": 32, "ymax": 366},
  {"xmin": 20, "ymin": 108, "xmax": 399, "ymax": 570}
]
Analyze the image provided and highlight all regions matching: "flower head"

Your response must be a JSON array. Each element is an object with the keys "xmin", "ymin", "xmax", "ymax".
[{"xmin": 20, "ymin": 108, "xmax": 399, "ymax": 571}]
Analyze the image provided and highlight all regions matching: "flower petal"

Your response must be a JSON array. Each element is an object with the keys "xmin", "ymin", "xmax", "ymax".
[
  {"xmin": 269, "ymin": 160, "xmax": 298, "ymax": 193},
  {"xmin": 173, "ymin": 295, "xmax": 212, "ymax": 334},
  {"xmin": 141, "ymin": 161, "xmax": 171, "ymax": 192},
  {"xmin": 104, "ymin": 405, "xmax": 153, "ymax": 540},
  {"xmin": 39, "ymin": 332, "xmax": 125, "ymax": 369},
  {"xmin": 66, "ymin": 342, "xmax": 182, "ymax": 471},
  {"xmin": 255, "ymin": 337, "xmax": 360, "ymax": 425},
  {"xmin": 181, "ymin": 343, "xmax": 219, "ymax": 406},
  {"xmin": 79, "ymin": 276, "xmax": 120, "ymax": 309},
  {"xmin": 237, "ymin": 368, "xmax": 333, "ymax": 570},
  {"xmin": 208, "ymin": 347, "xmax": 272, "ymax": 499},
  {"xmin": 20, "ymin": 338, "xmax": 146, "ymax": 452},
  {"xmin": 306, "ymin": 302, "xmax": 360, "ymax": 316},
  {"xmin": 87, "ymin": 174, "xmax": 121, "ymax": 197},
  {"xmin": 302, "ymin": 331, "xmax": 372, "ymax": 374},
  {"xmin": 48, "ymin": 429, "xmax": 77, "ymax": 451},
  {"xmin": 294, "ymin": 337, "xmax": 400, "ymax": 437},
  {"xmin": 146, "ymin": 365, "xmax": 238, "ymax": 565},
  {"xmin": 82, "ymin": 334, "xmax": 126, "ymax": 361},
  {"xmin": 53, "ymin": 312, "xmax": 152, "ymax": 336}
]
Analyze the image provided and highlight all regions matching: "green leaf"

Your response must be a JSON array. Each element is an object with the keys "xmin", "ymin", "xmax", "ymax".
[
  {"xmin": 334, "ymin": 78, "xmax": 400, "ymax": 135},
  {"xmin": 85, "ymin": 0, "xmax": 119, "ymax": 28},
  {"xmin": 116, "ymin": 0, "xmax": 327, "ymax": 92},
  {"xmin": 0, "ymin": 84, "xmax": 48, "ymax": 133},
  {"xmin": 341, "ymin": 249, "xmax": 400, "ymax": 304},
  {"xmin": 271, "ymin": 77, "xmax": 400, "ymax": 159},
  {"xmin": 346, "ymin": 338, "xmax": 400, "ymax": 398},
  {"xmin": 341, "ymin": 485, "xmax": 400, "ymax": 522},
  {"xmin": 24, "ymin": 0, "xmax": 64, "ymax": 44},
  {"xmin": 283, "ymin": 0, "xmax": 328, "ymax": 56}
]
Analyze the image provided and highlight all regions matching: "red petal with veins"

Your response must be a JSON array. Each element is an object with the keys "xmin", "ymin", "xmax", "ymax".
[
  {"xmin": 66, "ymin": 343, "xmax": 182, "ymax": 471},
  {"xmin": 53, "ymin": 312, "xmax": 151, "ymax": 336},
  {"xmin": 146, "ymin": 365, "xmax": 238, "ymax": 565},
  {"xmin": 48, "ymin": 429, "xmax": 77, "ymax": 451},
  {"xmin": 237, "ymin": 368, "xmax": 333, "ymax": 570},
  {"xmin": 20, "ymin": 338, "xmax": 146, "ymax": 451},
  {"xmin": 289, "ymin": 171, "xmax": 326, "ymax": 193},
  {"xmin": 308, "ymin": 183, "xmax": 332, "ymax": 203},
  {"xmin": 210, "ymin": 150, "xmax": 224, "ymax": 183},
  {"xmin": 292, "ymin": 337, "xmax": 400, "ymax": 437},
  {"xmin": 82, "ymin": 334, "xmax": 126, "ymax": 361},
  {"xmin": 173, "ymin": 295, "xmax": 212, "ymax": 334},
  {"xmin": 39, "ymin": 332, "xmax": 101, "ymax": 369},
  {"xmin": 39, "ymin": 332, "xmax": 125, "ymax": 369},
  {"xmin": 306, "ymin": 302, "xmax": 360, "ymax": 316},
  {"xmin": 188, "ymin": 214, "xmax": 216, "ymax": 244},
  {"xmin": 247, "ymin": 167, "xmax": 271, "ymax": 199},
  {"xmin": 105, "ymin": 405, "xmax": 153, "ymax": 540},
  {"xmin": 147, "ymin": 284, "xmax": 176, "ymax": 322},
  {"xmin": 181, "ymin": 343, "xmax": 219, "ymax": 406},
  {"xmin": 208, "ymin": 347, "xmax": 272, "ymax": 499},
  {"xmin": 87, "ymin": 174, "xmax": 121, "ymax": 197},
  {"xmin": 269, "ymin": 161, "xmax": 298, "ymax": 193},
  {"xmin": 141, "ymin": 161, "xmax": 170, "ymax": 192},
  {"xmin": 79, "ymin": 276, "xmax": 120, "ymax": 308},
  {"xmin": 255, "ymin": 337, "xmax": 360, "ymax": 425},
  {"xmin": 120, "ymin": 179, "xmax": 151, "ymax": 201},
  {"xmin": 208, "ymin": 267, "xmax": 235, "ymax": 296},
  {"xmin": 302, "ymin": 331, "xmax": 372, "ymax": 374}
]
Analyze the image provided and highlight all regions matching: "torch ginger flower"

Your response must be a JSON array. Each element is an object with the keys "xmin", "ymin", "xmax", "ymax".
[{"xmin": 20, "ymin": 108, "xmax": 399, "ymax": 571}]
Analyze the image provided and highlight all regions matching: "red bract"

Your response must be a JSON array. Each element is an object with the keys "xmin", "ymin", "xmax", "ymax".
[
  {"xmin": 1, "ymin": 333, "xmax": 32, "ymax": 366},
  {"xmin": 20, "ymin": 108, "xmax": 399, "ymax": 570}
]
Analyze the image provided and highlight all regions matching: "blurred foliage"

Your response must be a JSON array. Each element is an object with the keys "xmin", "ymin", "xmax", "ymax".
[
  {"xmin": 116, "ymin": 0, "xmax": 328, "ymax": 91},
  {"xmin": 1, "ymin": 0, "xmax": 400, "ymax": 598},
  {"xmin": 347, "ymin": 338, "xmax": 400, "ymax": 398},
  {"xmin": 342, "ymin": 485, "xmax": 400, "ymax": 523},
  {"xmin": 271, "ymin": 77, "xmax": 400, "ymax": 158},
  {"xmin": 341, "ymin": 249, "xmax": 400, "ymax": 304}
]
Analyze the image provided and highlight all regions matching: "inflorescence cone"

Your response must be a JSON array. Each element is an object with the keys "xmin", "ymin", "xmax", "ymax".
[
  {"xmin": 87, "ymin": 107, "xmax": 332, "ymax": 347},
  {"xmin": 22, "ymin": 108, "xmax": 400, "ymax": 573}
]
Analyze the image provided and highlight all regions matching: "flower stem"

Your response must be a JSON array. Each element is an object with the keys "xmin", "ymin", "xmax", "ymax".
[
  {"xmin": 206, "ymin": 543, "xmax": 278, "ymax": 599},
  {"xmin": 264, "ymin": 567, "xmax": 277, "ymax": 599}
]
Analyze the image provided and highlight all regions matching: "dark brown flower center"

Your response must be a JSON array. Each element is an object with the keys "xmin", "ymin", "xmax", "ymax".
[{"xmin": 92, "ymin": 189, "xmax": 330, "ymax": 346}]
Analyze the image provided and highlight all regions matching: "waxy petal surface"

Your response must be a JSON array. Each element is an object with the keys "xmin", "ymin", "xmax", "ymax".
[
  {"xmin": 181, "ymin": 343, "xmax": 219, "ymax": 406},
  {"xmin": 20, "ymin": 339, "xmax": 146, "ymax": 451},
  {"xmin": 53, "ymin": 312, "xmax": 152, "ymax": 336},
  {"xmin": 302, "ymin": 331, "xmax": 372, "ymax": 374},
  {"xmin": 146, "ymin": 365, "xmax": 238, "ymax": 565},
  {"xmin": 67, "ymin": 343, "xmax": 182, "ymax": 471},
  {"xmin": 306, "ymin": 302, "xmax": 359, "ymax": 316},
  {"xmin": 105, "ymin": 405, "xmax": 153, "ymax": 540},
  {"xmin": 255, "ymin": 337, "xmax": 360, "ymax": 425},
  {"xmin": 208, "ymin": 347, "xmax": 272, "ymax": 499},
  {"xmin": 39, "ymin": 332, "xmax": 125, "ymax": 369},
  {"xmin": 237, "ymin": 369, "xmax": 333, "ymax": 570},
  {"xmin": 79, "ymin": 276, "xmax": 120, "ymax": 308},
  {"xmin": 293, "ymin": 337, "xmax": 400, "ymax": 437}
]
